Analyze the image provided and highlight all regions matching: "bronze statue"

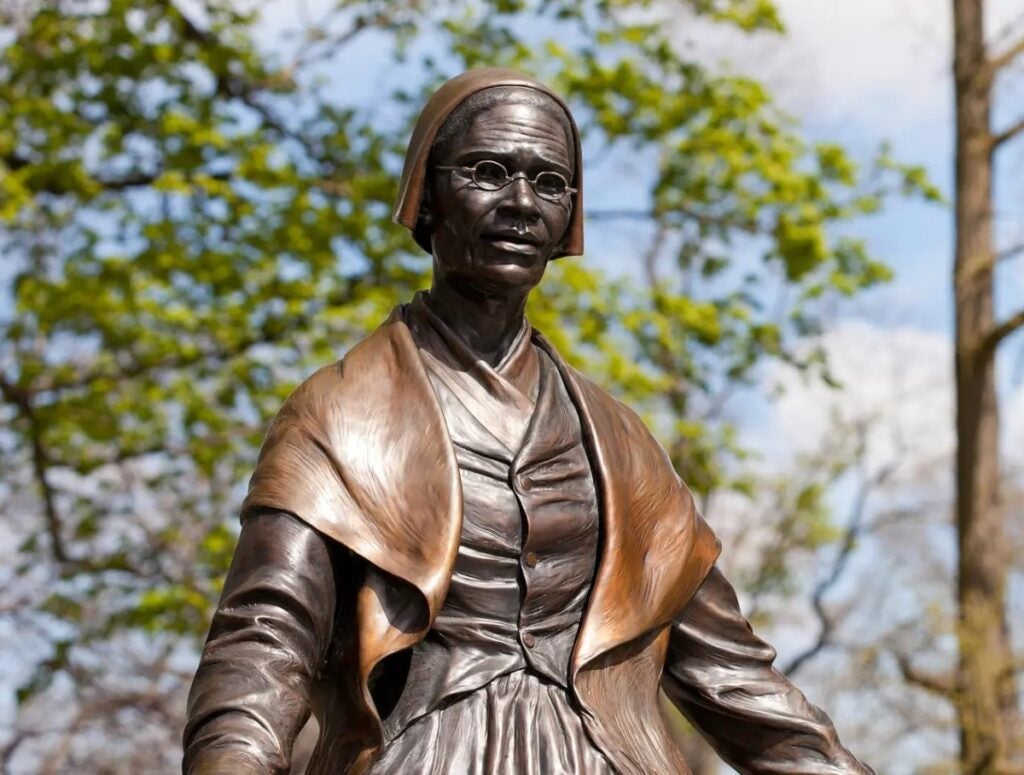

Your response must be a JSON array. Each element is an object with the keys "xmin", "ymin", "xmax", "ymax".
[{"xmin": 183, "ymin": 68, "xmax": 872, "ymax": 774}]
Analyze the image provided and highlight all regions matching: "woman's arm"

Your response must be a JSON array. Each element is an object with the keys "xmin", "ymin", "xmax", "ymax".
[
  {"xmin": 662, "ymin": 565, "xmax": 872, "ymax": 774},
  {"xmin": 182, "ymin": 510, "xmax": 337, "ymax": 775}
]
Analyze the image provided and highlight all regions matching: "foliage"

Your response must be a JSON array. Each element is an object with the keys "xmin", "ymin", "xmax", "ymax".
[{"xmin": 0, "ymin": 0, "xmax": 936, "ymax": 767}]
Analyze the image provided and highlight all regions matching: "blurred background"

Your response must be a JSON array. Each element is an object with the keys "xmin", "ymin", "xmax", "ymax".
[{"xmin": 1, "ymin": 0, "xmax": 1022, "ymax": 772}]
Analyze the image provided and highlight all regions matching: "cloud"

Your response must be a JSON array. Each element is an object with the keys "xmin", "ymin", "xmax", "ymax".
[
  {"xmin": 679, "ymin": 0, "xmax": 1021, "ymax": 137},
  {"xmin": 750, "ymin": 316, "xmax": 1022, "ymax": 514},
  {"xmin": 762, "ymin": 320, "xmax": 954, "ymax": 470},
  {"xmin": 755, "ymin": 0, "xmax": 951, "ymax": 129}
]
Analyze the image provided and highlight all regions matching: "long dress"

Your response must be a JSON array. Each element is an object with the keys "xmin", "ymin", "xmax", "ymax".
[{"xmin": 366, "ymin": 293, "xmax": 614, "ymax": 773}]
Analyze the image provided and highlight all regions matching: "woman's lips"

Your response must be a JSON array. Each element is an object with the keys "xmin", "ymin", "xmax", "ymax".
[
  {"xmin": 487, "ymin": 238, "xmax": 542, "ymax": 254},
  {"xmin": 481, "ymin": 231, "xmax": 543, "ymax": 255}
]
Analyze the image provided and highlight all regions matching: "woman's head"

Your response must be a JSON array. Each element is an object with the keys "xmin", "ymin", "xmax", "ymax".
[
  {"xmin": 420, "ymin": 86, "xmax": 576, "ymax": 297},
  {"xmin": 393, "ymin": 69, "xmax": 584, "ymax": 269}
]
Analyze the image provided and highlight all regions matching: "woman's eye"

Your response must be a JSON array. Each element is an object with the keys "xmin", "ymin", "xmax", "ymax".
[
  {"xmin": 535, "ymin": 173, "xmax": 565, "ymax": 196},
  {"xmin": 474, "ymin": 161, "xmax": 507, "ymax": 184}
]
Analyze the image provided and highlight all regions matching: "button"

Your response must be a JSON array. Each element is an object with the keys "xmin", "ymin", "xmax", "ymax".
[
  {"xmin": 522, "ymin": 633, "xmax": 536, "ymax": 648},
  {"xmin": 524, "ymin": 551, "xmax": 538, "ymax": 568}
]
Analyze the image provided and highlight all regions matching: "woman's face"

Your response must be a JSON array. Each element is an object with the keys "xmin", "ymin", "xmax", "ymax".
[{"xmin": 426, "ymin": 98, "xmax": 574, "ymax": 298}]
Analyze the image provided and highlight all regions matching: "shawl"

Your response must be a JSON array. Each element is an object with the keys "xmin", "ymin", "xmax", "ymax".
[{"xmin": 241, "ymin": 311, "xmax": 720, "ymax": 773}]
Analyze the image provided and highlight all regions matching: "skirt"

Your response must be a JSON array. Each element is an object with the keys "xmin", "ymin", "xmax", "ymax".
[{"xmin": 365, "ymin": 670, "xmax": 616, "ymax": 774}]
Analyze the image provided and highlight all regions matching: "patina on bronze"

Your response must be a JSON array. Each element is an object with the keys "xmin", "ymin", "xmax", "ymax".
[{"xmin": 183, "ymin": 68, "xmax": 872, "ymax": 774}]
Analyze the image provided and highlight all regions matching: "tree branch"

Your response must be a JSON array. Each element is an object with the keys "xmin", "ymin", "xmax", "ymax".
[
  {"xmin": 1, "ymin": 728, "xmax": 40, "ymax": 773},
  {"xmin": 2, "ymin": 152, "xmax": 149, "ymax": 189},
  {"xmin": 289, "ymin": 4, "xmax": 421, "ymax": 73},
  {"xmin": 0, "ymin": 378, "xmax": 159, "ymax": 579},
  {"xmin": 982, "ymin": 308, "xmax": 1024, "ymax": 355},
  {"xmin": 987, "ymin": 34, "xmax": 1024, "ymax": 78},
  {"xmin": 782, "ymin": 459, "xmax": 899, "ymax": 676},
  {"xmin": 997, "ymin": 242, "xmax": 1024, "ymax": 263},
  {"xmin": 159, "ymin": 0, "xmax": 213, "ymax": 46},
  {"xmin": 0, "ymin": 377, "xmax": 69, "ymax": 563},
  {"xmin": 992, "ymin": 114, "xmax": 1024, "ymax": 149},
  {"xmin": 951, "ymin": 243, "xmax": 1024, "ymax": 290},
  {"xmin": 893, "ymin": 651, "xmax": 955, "ymax": 697},
  {"xmin": 989, "ymin": 10, "xmax": 1024, "ymax": 53},
  {"xmin": 586, "ymin": 206, "xmax": 760, "ymax": 234}
]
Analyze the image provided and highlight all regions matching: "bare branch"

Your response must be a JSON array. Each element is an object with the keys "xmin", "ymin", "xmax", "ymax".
[
  {"xmin": 782, "ymin": 459, "xmax": 899, "ymax": 676},
  {"xmin": 1, "ymin": 728, "xmax": 40, "ymax": 773},
  {"xmin": 951, "ymin": 243, "xmax": 1024, "ymax": 290},
  {"xmin": 0, "ymin": 377, "xmax": 159, "ymax": 578},
  {"xmin": 161, "ymin": 0, "xmax": 213, "ymax": 45},
  {"xmin": 0, "ymin": 377, "xmax": 69, "ymax": 563},
  {"xmin": 893, "ymin": 652, "xmax": 955, "ymax": 697},
  {"xmin": 997, "ymin": 242, "xmax": 1024, "ymax": 263},
  {"xmin": 982, "ymin": 308, "xmax": 1024, "ymax": 355},
  {"xmin": 587, "ymin": 206, "xmax": 760, "ymax": 235},
  {"xmin": 987, "ymin": 34, "xmax": 1024, "ymax": 77},
  {"xmin": 992, "ymin": 114, "xmax": 1024, "ymax": 149},
  {"xmin": 28, "ymin": 412, "xmax": 69, "ymax": 564},
  {"xmin": 642, "ymin": 224, "xmax": 689, "ymax": 421},
  {"xmin": 289, "ymin": 4, "xmax": 422, "ymax": 73},
  {"xmin": 999, "ymin": 656, "xmax": 1024, "ymax": 681}
]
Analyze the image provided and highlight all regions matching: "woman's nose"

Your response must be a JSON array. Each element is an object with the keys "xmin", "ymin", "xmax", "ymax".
[{"xmin": 498, "ymin": 175, "xmax": 541, "ymax": 221}]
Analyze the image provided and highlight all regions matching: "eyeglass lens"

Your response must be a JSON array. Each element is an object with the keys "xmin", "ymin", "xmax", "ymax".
[{"xmin": 471, "ymin": 160, "xmax": 568, "ymax": 198}]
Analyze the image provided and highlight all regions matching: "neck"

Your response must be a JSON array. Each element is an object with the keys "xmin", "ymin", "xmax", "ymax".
[{"xmin": 426, "ymin": 274, "xmax": 530, "ymax": 367}]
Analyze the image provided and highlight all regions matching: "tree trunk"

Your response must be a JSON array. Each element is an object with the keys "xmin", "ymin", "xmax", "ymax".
[{"xmin": 951, "ymin": 0, "xmax": 1017, "ymax": 770}]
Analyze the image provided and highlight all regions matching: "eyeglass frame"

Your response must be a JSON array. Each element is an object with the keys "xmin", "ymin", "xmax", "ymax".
[{"xmin": 434, "ymin": 159, "xmax": 577, "ymax": 201}]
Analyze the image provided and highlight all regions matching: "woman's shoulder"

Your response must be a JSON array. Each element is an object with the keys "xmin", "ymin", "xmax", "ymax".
[{"xmin": 275, "ymin": 307, "xmax": 414, "ymax": 421}]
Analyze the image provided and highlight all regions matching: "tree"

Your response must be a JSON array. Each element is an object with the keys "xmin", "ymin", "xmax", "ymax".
[
  {"xmin": 0, "ymin": 0, "xmax": 936, "ymax": 769},
  {"xmin": 951, "ymin": 0, "xmax": 1024, "ymax": 769}
]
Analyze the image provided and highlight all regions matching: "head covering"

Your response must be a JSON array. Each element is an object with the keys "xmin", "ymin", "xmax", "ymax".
[{"xmin": 393, "ymin": 68, "xmax": 584, "ymax": 259}]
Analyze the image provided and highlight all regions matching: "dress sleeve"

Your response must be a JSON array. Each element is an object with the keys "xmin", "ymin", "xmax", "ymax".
[
  {"xmin": 661, "ymin": 565, "xmax": 873, "ymax": 774},
  {"xmin": 182, "ymin": 510, "xmax": 337, "ymax": 775}
]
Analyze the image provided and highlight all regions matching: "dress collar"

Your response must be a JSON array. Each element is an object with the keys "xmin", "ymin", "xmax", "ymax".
[{"xmin": 406, "ymin": 291, "xmax": 539, "ymax": 405}]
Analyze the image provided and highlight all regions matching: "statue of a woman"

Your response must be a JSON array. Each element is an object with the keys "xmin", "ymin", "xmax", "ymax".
[{"xmin": 183, "ymin": 68, "xmax": 871, "ymax": 775}]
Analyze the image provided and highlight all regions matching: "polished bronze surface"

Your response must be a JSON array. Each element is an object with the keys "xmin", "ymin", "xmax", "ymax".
[{"xmin": 184, "ymin": 68, "xmax": 872, "ymax": 774}]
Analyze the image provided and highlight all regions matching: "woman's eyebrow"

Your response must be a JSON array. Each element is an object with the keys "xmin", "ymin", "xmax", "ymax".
[
  {"xmin": 454, "ymin": 148, "xmax": 515, "ymax": 164},
  {"xmin": 455, "ymin": 148, "xmax": 572, "ymax": 177}
]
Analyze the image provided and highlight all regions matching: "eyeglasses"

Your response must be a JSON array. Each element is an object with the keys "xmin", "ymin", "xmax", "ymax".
[{"xmin": 435, "ymin": 160, "xmax": 576, "ymax": 201}]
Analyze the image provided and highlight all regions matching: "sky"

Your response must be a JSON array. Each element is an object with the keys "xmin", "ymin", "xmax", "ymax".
[
  {"xmin": 5, "ymin": 2, "xmax": 1024, "ymax": 771},
  {"xmin": 693, "ymin": 0, "xmax": 1022, "ymax": 330},
  {"xmin": 690, "ymin": 0, "xmax": 1024, "ymax": 428}
]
